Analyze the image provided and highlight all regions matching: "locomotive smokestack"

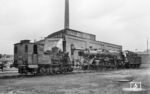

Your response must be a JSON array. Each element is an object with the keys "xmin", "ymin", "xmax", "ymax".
[{"xmin": 65, "ymin": 0, "xmax": 69, "ymax": 29}]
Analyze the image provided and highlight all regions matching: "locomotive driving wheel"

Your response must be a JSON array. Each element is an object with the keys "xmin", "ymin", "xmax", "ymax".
[{"xmin": 39, "ymin": 67, "xmax": 47, "ymax": 75}]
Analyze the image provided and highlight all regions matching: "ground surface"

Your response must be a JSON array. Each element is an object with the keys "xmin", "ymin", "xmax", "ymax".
[{"xmin": 0, "ymin": 68, "xmax": 150, "ymax": 94}]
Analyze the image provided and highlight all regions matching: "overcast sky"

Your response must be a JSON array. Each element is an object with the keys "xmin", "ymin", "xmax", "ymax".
[{"xmin": 0, "ymin": 0, "xmax": 150, "ymax": 54}]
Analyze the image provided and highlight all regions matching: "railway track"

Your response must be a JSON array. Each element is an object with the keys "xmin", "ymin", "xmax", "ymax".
[{"xmin": 0, "ymin": 69, "xmax": 127, "ymax": 79}]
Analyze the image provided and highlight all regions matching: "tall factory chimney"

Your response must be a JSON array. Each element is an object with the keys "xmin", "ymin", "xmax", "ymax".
[
  {"xmin": 63, "ymin": 0, "xmax": 69, "ymax": 52},
  {"xmin": 65, "ymin": 0, "xmax": 69, "ymax": 29}
]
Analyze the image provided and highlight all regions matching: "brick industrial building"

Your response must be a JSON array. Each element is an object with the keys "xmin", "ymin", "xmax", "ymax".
[
  {"xmin": 45, "ymin": 0, "xmax": 122, "ymax": 59},
  {"xmin": 46, "ymin": 28, "xmax": 122, "ymax": 60}
]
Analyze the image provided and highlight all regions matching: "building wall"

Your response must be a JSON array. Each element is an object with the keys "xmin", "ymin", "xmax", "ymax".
[
  {"xmin": 47, "ymin": 29, "xmax": 122, "ymax": 53},
  {"xmin": 65, "ymin": 29, "xmax": 96, "ymax": 41},
  {"xmin": 65, "ymin": 35, "xmax": 122, "ymax": 52}
]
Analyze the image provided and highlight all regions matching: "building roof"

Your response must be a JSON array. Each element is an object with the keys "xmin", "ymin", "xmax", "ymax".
[
  {"xmin": 47, "ymin": 28, "xmax": 122, "ymax": 48},
  {"xmin": 47, "ymin": 28, "xmax": 96, "ymax": 41}
]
